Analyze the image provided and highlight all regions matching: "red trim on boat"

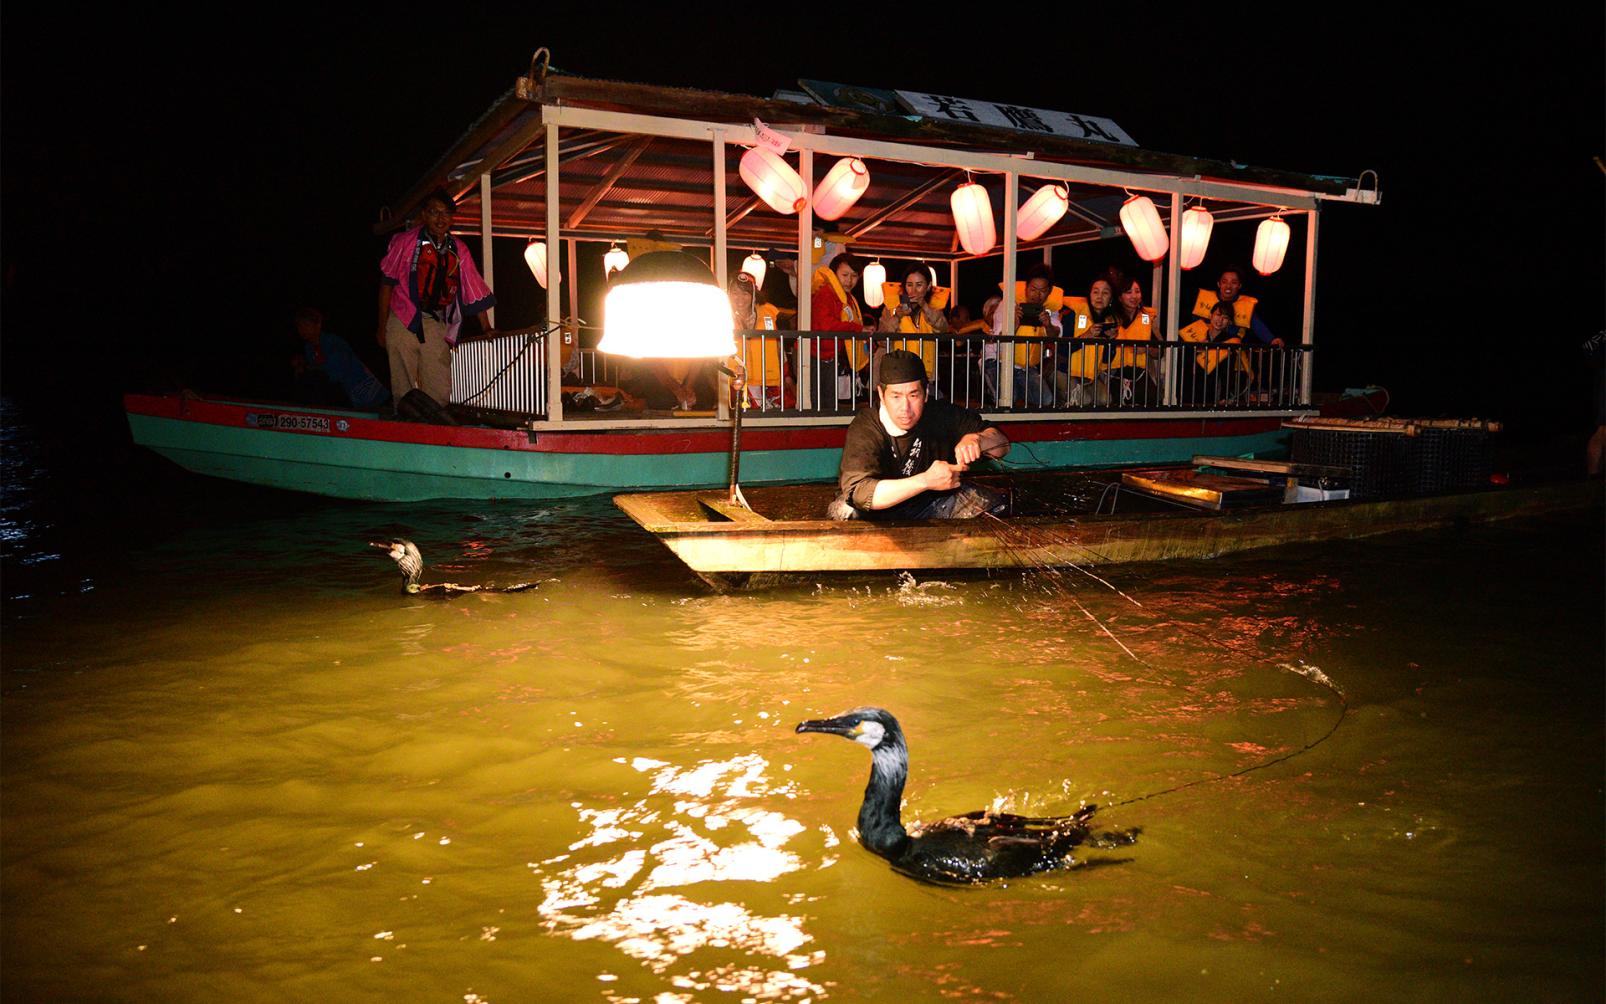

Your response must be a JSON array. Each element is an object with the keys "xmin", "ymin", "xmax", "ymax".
[{"xmin": 124, "ymin": 392, "xmax": 1290, "ymax": 456}]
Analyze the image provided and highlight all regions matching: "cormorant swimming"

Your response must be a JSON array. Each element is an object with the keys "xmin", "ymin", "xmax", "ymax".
[
  {"xmin": 796, "ymin": 707, "xmax": 1134, "ymax": 884},
  {"xmin": 371, "ymin": 539, "xmax": 538, "ymax": 595}
]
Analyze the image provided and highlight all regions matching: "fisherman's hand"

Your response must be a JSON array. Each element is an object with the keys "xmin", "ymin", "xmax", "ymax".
[
  {"xmin": 922, "ymin": 460, "xmax": 965, "ymax": 491},
  {"xmin": 954, "ymin": 434, "xmax": 984, "ymax": 466}
]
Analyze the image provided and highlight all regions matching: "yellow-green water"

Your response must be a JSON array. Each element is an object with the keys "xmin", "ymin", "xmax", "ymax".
[{"xmin": 3, "ymin": 414, "xmax": 1602, "ymax": 1002}]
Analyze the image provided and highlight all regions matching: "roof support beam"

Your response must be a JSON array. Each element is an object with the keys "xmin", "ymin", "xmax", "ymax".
[
  {"xmin": 540, "ymin": 104, "xmax": 1324, "ymax": 210},
  {"xmin": 844, "ymin": 169, "xmax": 963, "ymax": 238},
  {"xmin": 564, "ymin": 137, "xmax": 654, "ymax": 230}
]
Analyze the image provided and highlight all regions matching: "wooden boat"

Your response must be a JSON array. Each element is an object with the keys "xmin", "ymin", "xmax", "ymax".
[
  {"xmin": 615, "ymin": 470, "xmax": 1601, "ymax": 590},
  {"xmin": 125, "ymin": 65, "xmax": 1382, "ymax": 501}
]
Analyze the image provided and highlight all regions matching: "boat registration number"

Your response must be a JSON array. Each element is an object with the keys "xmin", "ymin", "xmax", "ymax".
[{"xmin": 246, "ymin": 412, "xmax": 332, "ymax": 434}]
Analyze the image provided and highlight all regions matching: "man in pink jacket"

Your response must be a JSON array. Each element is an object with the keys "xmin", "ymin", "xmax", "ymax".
[{"xmin": 376, "ymin": 189, "xmax": 496, "ymax": 409}]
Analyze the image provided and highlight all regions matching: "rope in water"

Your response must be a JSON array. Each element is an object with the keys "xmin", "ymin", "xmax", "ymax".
[{"xmin": 977, "ymin": 511, "xmax": 1350, "ymax": 810}]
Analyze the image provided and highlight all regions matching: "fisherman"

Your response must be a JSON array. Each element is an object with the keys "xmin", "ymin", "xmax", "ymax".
[
  {"xmin": 829, "ymin": 349, "xmax": 1011, "ymax": 520},
  {"xmin": 376, "ymin": 188, "xmax": 497, "ymax": 411}
]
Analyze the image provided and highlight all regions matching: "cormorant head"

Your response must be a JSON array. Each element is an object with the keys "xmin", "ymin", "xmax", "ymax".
[
  {"xmin": 795, "ymin": 707, "xmax": 904, "ymax": 751},
  {"xmin": 370, "ymin": 539, "xmax": 423, "ymax": 592}
]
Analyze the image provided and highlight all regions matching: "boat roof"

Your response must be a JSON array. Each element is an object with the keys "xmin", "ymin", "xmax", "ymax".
[{"xmin": 382, "ymin": 68, "xmax": 1379, "ymax": 259}]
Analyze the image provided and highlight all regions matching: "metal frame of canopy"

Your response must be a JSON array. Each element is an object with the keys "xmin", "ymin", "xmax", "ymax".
[{"xmin": 381, "ymin": 67, "xmax": 1380, "ymax": 423}]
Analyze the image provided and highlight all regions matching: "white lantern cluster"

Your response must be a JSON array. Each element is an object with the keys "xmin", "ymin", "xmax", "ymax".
[
  {"xmin": 862, "ymin": 260, "xmax": 887, "ymax": 308},
  {"xmin": 523, "ymin": 240, "xmax": 548, "ymax": 288},
  {"xmin": 740, "ymin": 252, "xmax": 767, "ymax": 288},
  {"xmin": 812, "ymin": 158, "xmax": 870, "ymax": 221},
  {"xmin": 950, "ymin": 181, "xmax": 996, "ymax": 256},
  {"xmin": 1253, "ymin": 216, "xmax": 1292, "ymax": 275},
  {"xmin": 1177, "ymin": 205, "xmax": 1214, "ymax": 270},
  {"xmin": 739, "ymin": 147, "xmax": 807, "ymax": 215},
  {"xmin": 1119, "ymin": 195, "xmax": 1169, "ymax": 262},
  {"xmin": 1016, "ymin": 184, "xmax": 1069, "ymax": 242}
]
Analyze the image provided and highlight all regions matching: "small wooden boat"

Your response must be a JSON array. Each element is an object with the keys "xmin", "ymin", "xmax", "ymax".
[{"xmin": 615, "ymin": 469, "xmax": 1601, "ymax": 591}]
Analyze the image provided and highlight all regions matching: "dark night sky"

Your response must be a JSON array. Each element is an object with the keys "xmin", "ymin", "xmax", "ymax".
[{"xmin": 3, "ymin": 4, "xmax": 1602, "ymax": 438}]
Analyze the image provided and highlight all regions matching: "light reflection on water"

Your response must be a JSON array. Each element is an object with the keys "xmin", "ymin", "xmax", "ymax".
[{"xmin": 1, "ymin": 405, "xmax": 1602, "ymax": 1001}]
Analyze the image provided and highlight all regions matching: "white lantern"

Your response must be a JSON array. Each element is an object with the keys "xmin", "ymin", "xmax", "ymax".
[
  {"xmin": 603, "ymin": 244, "xmax": 630, "ymax": 278},
  {"xmin": 812, "ymin": 157, "xmax": 870, "ymax": 222},
  {"xmin": 523, "ymin": 240, "xmax": 548, "ymax": 289},
  {"xmin": 599, "ymin": 252, "xmax": 735, "ymax": 358},
  {"xmin": 862, "ymin": 260, "xmax": 887, "ymax": 308},
  {"xmin": 740, "ymin": 252, "xmax": 767, "ymax": 289},
  {"xmin": 1178, "ymin": 206, "xmax": 1215, "ymax": 271},
  {"xmin": 1016, "ymin": 184, "xmax": 1069, "ymax": 242},
  {"xmin": 739, "ymin": 147, "xmax": 807, "ymax": 215},
  {"xmin": 1119, "ymin": 195, "xmax": 1169, "ymax": 262},
  {"xmin": 1252, "ymin": 216, "xmax": 1292, "ymax": 275},
  {"xmin": 950, "ymin": 181, "xmax": 996, "ymax": 256}
]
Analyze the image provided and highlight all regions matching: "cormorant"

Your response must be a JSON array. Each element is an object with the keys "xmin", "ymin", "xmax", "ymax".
[
  {"xmin": 371, "ymin": 539, "xmax": 537, "ymax": 595},
  {"xmin": 796, "ymin": 707, "xmax": 1134, "ymax": 884}
]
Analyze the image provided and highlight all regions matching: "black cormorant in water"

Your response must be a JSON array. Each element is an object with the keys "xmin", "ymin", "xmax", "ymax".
[
  {"xmin": 371, "ymin": 539, "xmax": 538, "ymax": 595},
  {"xmin": 796, "ymin": 707, "xmax": 1134, "ymax": 884}
]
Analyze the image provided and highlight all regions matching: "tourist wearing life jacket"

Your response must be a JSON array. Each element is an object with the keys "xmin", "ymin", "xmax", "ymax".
[
  {"xmin": 810, "ymin": 253, "xmax": 873, "ymax": 401},
  {"xmin": 1054, "ymin": 272, "xmax": 1120, "ymax": 407},
  {"xmin": 730, "ymin": 272, "xmax": 792, "ymax": 410},
  {"xmin": 1106, "ymin": 273, "xmax": 1160, "ymax": 406},
  {"xmin": 983, "ymin": 263, "xmax": 1057, "ymax": 407},
  {"xmin": 1178, "ymin": 300, "xmax": 1251, "ymax": 404},
  {"xmin": 877, "ymin": 262, "xmax": 952, "ymax": 397},
  {"xmin": 1192, "ymin": 266, "xmax": 1282, "ymax": 347}
]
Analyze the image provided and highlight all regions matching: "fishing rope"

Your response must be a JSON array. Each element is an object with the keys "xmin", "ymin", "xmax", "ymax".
[
  {"xmin": 459, "ymin": 322, "xmax": 564, "ymax": 405},
  {"xmin": 976, "ymin": 510, "xmax": 1350, "ymax": 810}
]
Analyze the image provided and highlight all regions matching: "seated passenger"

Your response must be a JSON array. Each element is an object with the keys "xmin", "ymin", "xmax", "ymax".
[
  {"xmin": 983, "ymin": 263, "xmax": 1058, "ymax": 407},
  {"xmin": 1192, "ymin": 265, "xmax": 1282, "ymax": 347},
  {"xmin": 1055, "ymin": 274, "xmax": 1119, "ymax": 407},
  {"xmin": 1106, "ymin": 273, "xmax": 1160, "ymax": 406},
  {"xmin": 1178, "ymin": 301, "xmax": 1251, "ymax": 404},
  {"xmin": 877, "ymin": 262, "xmax": 952, "ymax": 397},
  {"xmin": 830, "ymin": 350, "xmax": 1011, "ymax": 521},
  {"xmin": 291, "ymin": 307, "xmax": 390, "ymax": 409},
  {"xmin": 810, "ymin": 253, "xmax": 874, "ymax": 401},
  {"xmin": 730, "ymin": 272, "xmax": 792, "ymax": 409}
]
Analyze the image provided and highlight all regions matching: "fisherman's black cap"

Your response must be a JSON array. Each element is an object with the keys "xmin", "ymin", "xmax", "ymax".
[{"xmin": 877, "ymin": 349, "xmax": 927, "ymax": 387}]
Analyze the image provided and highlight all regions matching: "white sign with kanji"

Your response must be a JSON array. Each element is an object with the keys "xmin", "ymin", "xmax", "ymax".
[{"xmin": 894, "ymin": 92, "xmax": 1137, "ymax": 146}]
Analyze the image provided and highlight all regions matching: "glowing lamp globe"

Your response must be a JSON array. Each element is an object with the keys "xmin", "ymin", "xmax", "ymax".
[
  {"xmin": 740, "ymin": 252, "xmax": 767, "ymax": 289},
  {"xmin": 598, "ymin": 252, "xmax": 735, "ymax": 359},
  {"xmin": 862, "ymin": 260, "xmax": 887, "ymax": 308},
  {"xmin": 739, "ymin": 147, "xmax": 807, "ymax": 215},
  {"xmin": 603, "ymin": 245, "xmax": 630, "ymax": 278},
  {"xmin": 1177, "ymin": 206, "xmax": 1215, "ymax": 271},
  {"xmin": 1119, "ymin": 195, "xmax": 1169, "ymax": 262},
  {"xmin": 812, "ymin": 157, "xmax": 870, "ymax": 222},
  {"xmin": 1252, "ymin": 217, "xmax": 1292, "ymax": 275},
  {"xmin": 1017, "ymin": 185, "xmax": 1069, "ymax": 242},
  {"xmin": 523, "ymin": 240, "xmax": 549, "ymax": 288},
  {"xmin": 950, "ymin": 181, "xmax": 996, "ymax": 256}
]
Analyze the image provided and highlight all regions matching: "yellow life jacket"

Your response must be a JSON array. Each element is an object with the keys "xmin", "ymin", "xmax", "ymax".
[
  {"xmin": 1108, "ymin": 308, "xmax": 1157, "ymax": 370},
  {"xmin": 881, "ymin": 282, "xmax": 951, "ymax": 376},
  {"xmin": 1056, "ymin": 295, "xmax": 1103, "ymax": 381},
  {"xmin": 1179, "ymin": 318, "xmax": 1252, "ymax": 375},
  {"xmin": 1192, "ymin": 290, "xmax": 1258, "ymax": 329},
  {"xmin": 1000, "ymin": 280, "xmax": 1065, "ymax": 311},
  {"xmin": 814, "ymin": 266, "xmax": 868, "ymax": 369},
  {"xmin": 1012, "ymin": 323, "xmax": 1047, "ymax": 367},
  {"xmin": 741, "ymin": 303, "xmax": 787, "ymax": 386}
]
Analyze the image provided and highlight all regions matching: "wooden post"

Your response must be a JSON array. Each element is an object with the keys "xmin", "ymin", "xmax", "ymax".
[
  {"xmin": 1163, "ymin": 192, "xmax": 1183, "ymax": 406},
  {"xmin": 545, "ymin": 121, "xmax": 563, "ymax": 422},
  {"xmin": 713, "ymin": 129, "xmax": 730, "ymax": 422},
  {"xmin": 565, "ymin": 239, "xmax": 579, "ymax": 330},
  {"xmin": 1302, "ymin": 208, "xmax": 1318, "ymax": 407},
  {"xmin": 999, "ymin": 172, "xmax": 1018, "ymax": 408},
  {"xmin": 797, "ymin": 148, "xmax": 814, "ymax": 409},
  {"xmin": 479, "ymin": 173, "xmax": 495, "ymax": 328}
]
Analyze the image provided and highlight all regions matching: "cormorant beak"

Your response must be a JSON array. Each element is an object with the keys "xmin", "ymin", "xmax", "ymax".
[
  {"xmin": 795, "ymin": 716, "xmax": 862, "ymax": 738},
  {"xmin": 368, "ymin": 541, "xmax": 393, "ymax": 550}
]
